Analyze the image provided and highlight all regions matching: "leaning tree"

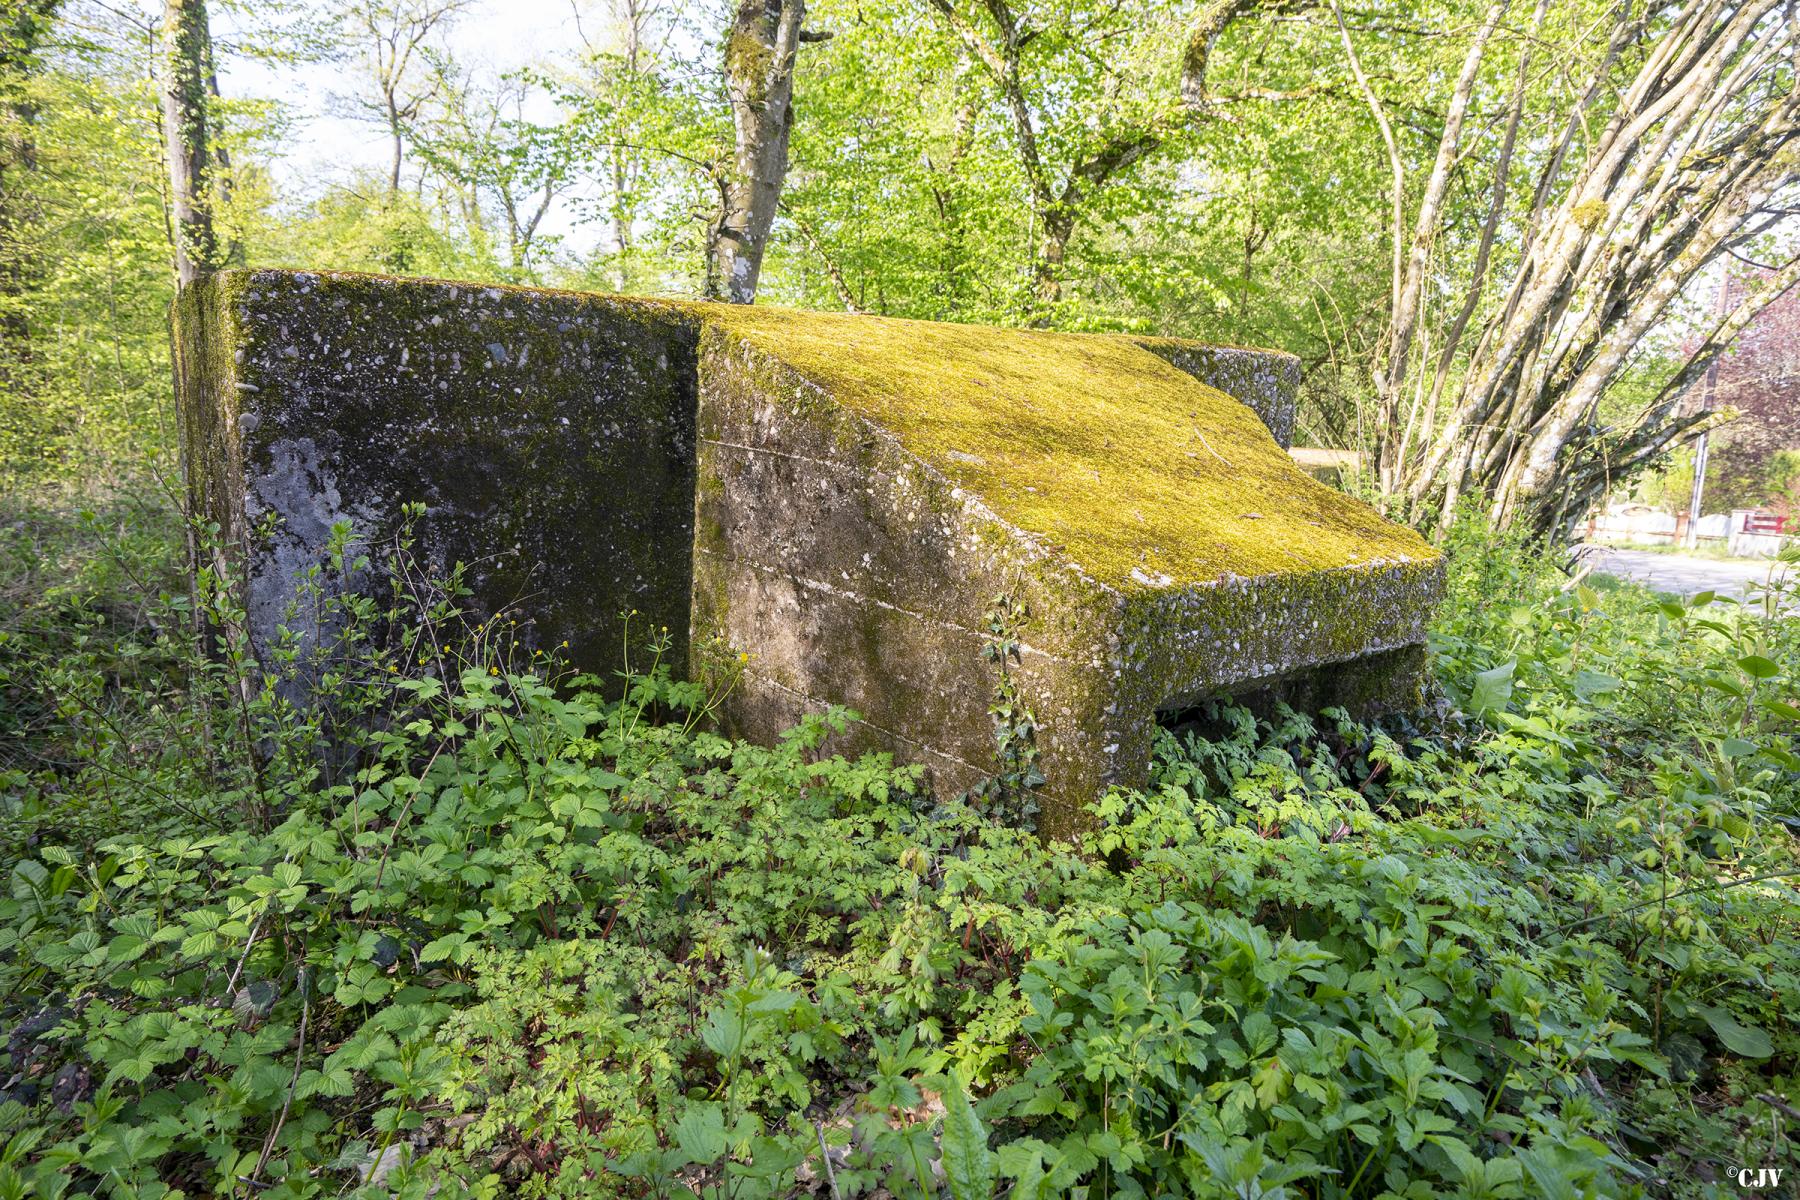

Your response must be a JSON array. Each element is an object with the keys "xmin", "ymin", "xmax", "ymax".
[{"xmin": 1336, "ymin": 0, "xmax": 1799, "ymax": 537}]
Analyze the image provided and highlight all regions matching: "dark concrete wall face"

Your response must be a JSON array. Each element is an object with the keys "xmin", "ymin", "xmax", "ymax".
[{"xmin": 174, "ymin": 271, "xmax": 700, "ymax": 681}]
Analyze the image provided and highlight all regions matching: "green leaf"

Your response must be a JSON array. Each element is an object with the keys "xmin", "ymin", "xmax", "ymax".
[
  {"xmin": 747, "ymin": 990, "xmax": 800, "ymax": 1014},
  {"xmin": 1701, "ymin": 674, "xmax": 1747, "ymax": 697},
  {"xmin": 1737, "ymin": 655, "xmax": 1780, "ymax": 679},
  {"xmin": 702, "ymin": 1007, "xmax": 745, "ymax": 1061},
  {"xmin": 1664, "ymin": 1032, "xmax": 1706, "ymax": 1081},
  {"xmin": 1765, "ymin": 744, "xmax": 1800, "ymax": 771},
  {"xmin": 417, "ymin": 932, "xmax": 468, "ymax": 964},
  {"xmin": 1427, "ymin": 1136, "xmax": 1482, "ymax": 1187},
  {"xmin": 1611, "ymin": 1042, "xmax": 1670, "ymax": 1079},
  {"xmin": 672, "ymin": 1103, "xmax": 727, "ymax": 1166},
  {"xmin": 8, "ymin": 861, "xmax": 47, "ymax": 898},
  {"xmin": 1760, "ymin": 697, "xmax": 1800, "ymax": 721},
  {"xmin": 298, "ymin": 1065, "xmax": 355, "ymax": 1098},
  {"xmin": 1573, "ymin": 669, "xmax": 1621, "ymax": 700},
  {"xmin": 1698, "ymin": 1005, "xmax": 1772, "ymax": 1059},
  {"xmin": 233, "ymin": 979, "xmax": 279, "ymax": 1025},
  {"xmin": 730, "ymin": 1135, "xmax": 805, "ymax": 1180},
  {"xmin": 940, "ymin": 1074, "xmax": 994, "ymax": 1200},
  {"xmin": 1518, "ymin": 1148, "xmax": 1579, "ymax": 1200},
  {"xmin": 1469, "ymin": 660, "xmax": 1516, "ymax": 716},
  {"xmin": 105, "ymin": 933, "xmax": 149, "ymax": 964},
  {"xmin": 35, "ymin": 932, "xmax": 99, "ymax": 969}
]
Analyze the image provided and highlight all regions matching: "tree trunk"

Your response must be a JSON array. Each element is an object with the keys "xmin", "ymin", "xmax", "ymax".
[
  {"xmin": 161, "ymin": 0, "xmax": 221, "ymax": 285},
  {"xmin": 1032, "ymin": 216, "xmax": 1072, "ymax": 318},
  {"xmin": 925, "ymin": 71, "xmax": 974, "ymax": 315},
  {"xmin": 609, "ymin": 0, "xmax": 646, "ymax": 291},
  {"xmin": 1357, "ymin": 0, "xmax": 1800, "ymax": 539},
  {"xmin": 0, "ymin": 1, "xmax": 61, "ymax": 384},
  {"xmin": 204, "ymin": 68, "xmax": 243, "ymax": 266},
  {"xmin": 610, "ymin": 152, "xmax": 633, "ymax": 291},
  {"xmin": 929, "ymin": 0, "xmax": 1281, "ymax": 328},
  {"xmin": 388, "ymin": 107, "xmax": 404, "ymax": 195},
  {"xmin": 710, "ymin": 0, "xmax": 814, "ymax": 304},
  {"xmin": 1366, "ymin": 0, "xmax": 1508, "ymax": 493},
  {"xmin": 789, "ymin": 208, "xmax": 860, "ymax": 311}
]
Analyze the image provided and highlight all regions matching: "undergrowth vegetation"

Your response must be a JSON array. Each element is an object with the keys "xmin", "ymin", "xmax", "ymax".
[{"xmin": 0, "ymin": 490, "xmax": 1796, "ymax": 1199}]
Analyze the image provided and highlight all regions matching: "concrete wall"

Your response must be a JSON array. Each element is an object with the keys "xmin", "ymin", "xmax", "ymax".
[
  {"xmin": 690, "ymin": 326, "xmax": 1126, "ymax": 816},
  {"xmin": 1128, "ymin": 339, "xmax": 1302, "ymax": 448},
  {"xmin": 174, "ymin": 270, "xmax": 700, "ymax": 681},
  {"xmin": 176, "ymin": 269, "xmax": 1443, "ymax": 836}
]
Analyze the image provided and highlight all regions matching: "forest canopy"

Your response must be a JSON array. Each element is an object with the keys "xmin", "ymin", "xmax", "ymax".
[{"xmin": 2, "ymin": 0, "xmax": 1796, "ymax": 532}]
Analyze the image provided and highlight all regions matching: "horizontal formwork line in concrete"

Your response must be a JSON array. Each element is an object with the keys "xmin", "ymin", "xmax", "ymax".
[
  {"xmin": 700, "ymin": 436, "xmax": 850, "ymax": 472},
  {"xmin": 742, "ymin": 668, "xmax": 992, "ymax": 778},
  {"xmin": 696, "ymin": 547, "xmax": 1087, "ymax": 668}
]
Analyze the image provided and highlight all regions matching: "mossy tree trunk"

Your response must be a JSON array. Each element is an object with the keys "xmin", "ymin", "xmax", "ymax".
[
  {"xmin": 160, "ymin": 0, "xmax": 222, "ymax": 285},
  {"xmin": 0, "ymin": 0, "xmax": 60, "ymax": 388},
  {"xmin": 711, "ymin": 0, "xmax": 826, "ymax": 304}
]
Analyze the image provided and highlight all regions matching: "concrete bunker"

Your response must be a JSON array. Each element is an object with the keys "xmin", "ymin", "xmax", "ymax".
[{"xmin": 175, "ymin": 269, "xmax": 1443, "ymax": 836}]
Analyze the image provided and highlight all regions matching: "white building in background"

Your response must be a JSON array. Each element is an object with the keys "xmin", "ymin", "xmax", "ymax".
[{"xmin": 1694, "ymin": 512, "xmax": 1733, "ymax": 540}]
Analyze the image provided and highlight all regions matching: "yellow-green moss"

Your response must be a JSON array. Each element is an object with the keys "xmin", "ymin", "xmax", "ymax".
[
  {"xmin": 725, "ymin": 26, "xmax": 774, "ymax": 107},
  {"xmin": 195, "ymin": 267, "xmax": 1435, "ymax": 595},
  {"xmin": 699, "ymin": 305, "xmax": 1435, "ymax": 591}
]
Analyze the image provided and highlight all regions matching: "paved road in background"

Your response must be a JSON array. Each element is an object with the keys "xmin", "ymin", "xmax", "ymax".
[{"xmin": 1573, "ymin": 545, "xmax": 1783, "ymax": 599}]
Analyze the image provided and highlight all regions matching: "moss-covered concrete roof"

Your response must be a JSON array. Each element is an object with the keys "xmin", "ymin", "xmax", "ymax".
[
  {"xmin": 181, "ymin": 269, "xmax": 1442, "ymax": 828},
  {"xmin": 196, "ymin": 267, "xmax": 1431, "ymax": 594},
  {"xmin": 702, "ymin": 304, "xmax": 1434, "ymax": 591}
]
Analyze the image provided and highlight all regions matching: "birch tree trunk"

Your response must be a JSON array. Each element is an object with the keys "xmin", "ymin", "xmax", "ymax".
[
  {"xmin": 1356, "ymin": 0, "xmax": 1800, "ymax": 539},
  {"xmin": 710, "ymin": 0, "xmax": 818, "ymax": 304},
  {"xmin": 161, "ymin": 0, "xmax": 221, "ymax": 285}
]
